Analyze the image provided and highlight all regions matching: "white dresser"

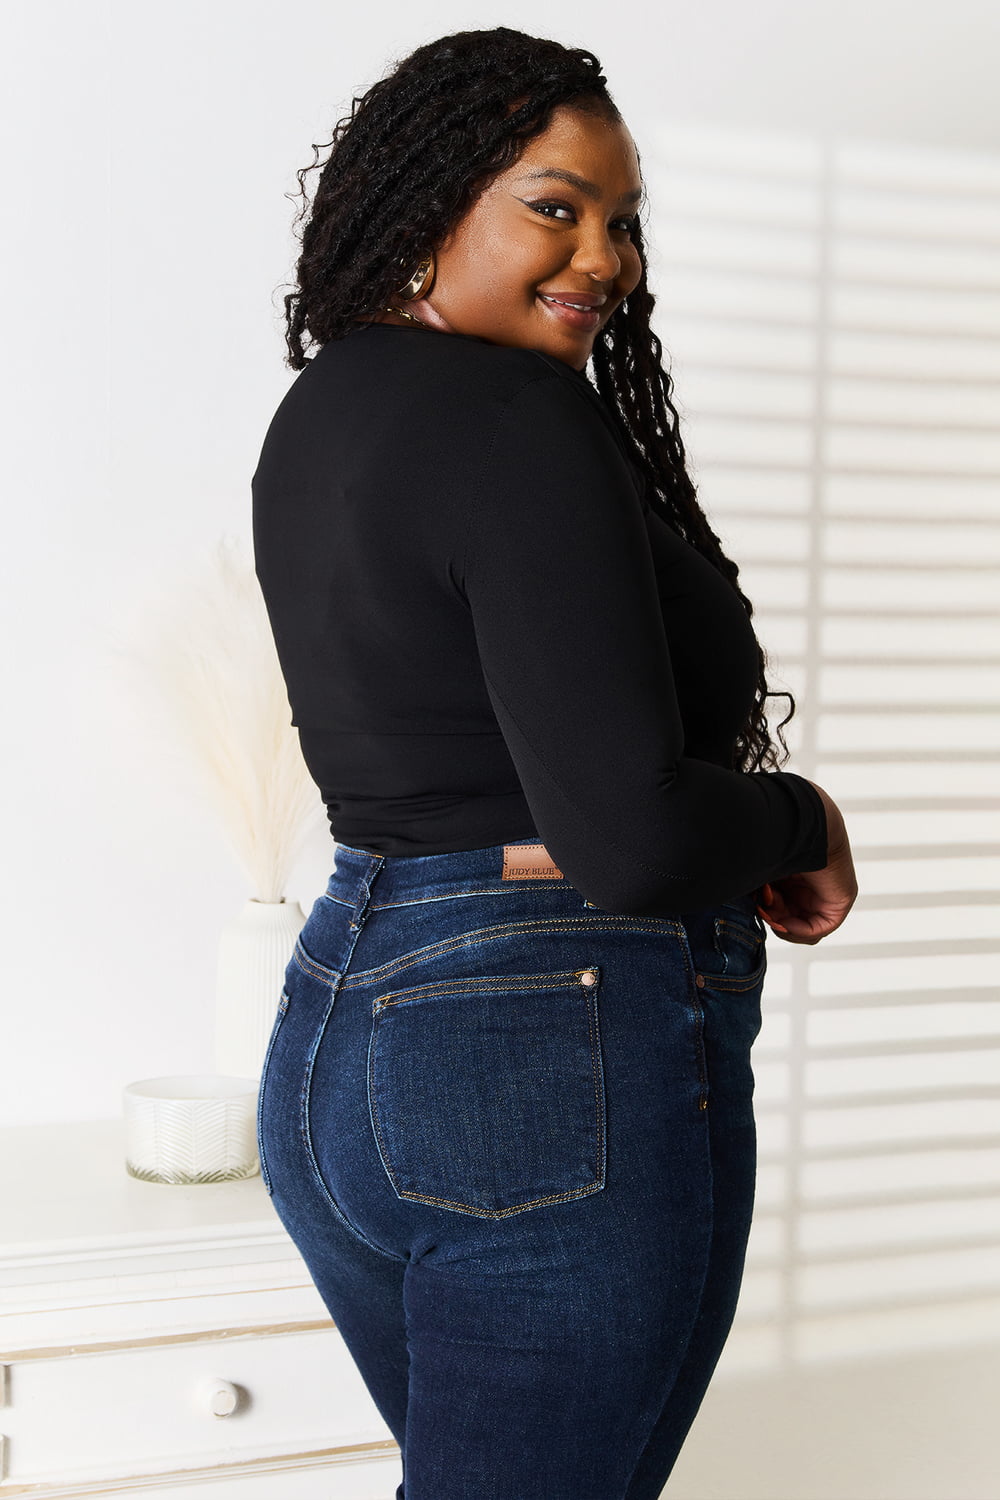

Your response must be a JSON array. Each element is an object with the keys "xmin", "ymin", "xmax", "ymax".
[{"xmin": 0, "ymin": 1120, "xmax": 403, "ymax": 1498}]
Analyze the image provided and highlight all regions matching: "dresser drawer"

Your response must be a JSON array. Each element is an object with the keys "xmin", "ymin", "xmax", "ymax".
[{"xmin": 1, "ymin": 1323, "xmax": 397, "ymax": 1489}]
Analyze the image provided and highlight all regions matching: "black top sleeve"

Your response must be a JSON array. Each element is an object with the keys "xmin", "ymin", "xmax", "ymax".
[{"xmin": 461, "ymin": 371, "xmax": 828, "ymax": 916}]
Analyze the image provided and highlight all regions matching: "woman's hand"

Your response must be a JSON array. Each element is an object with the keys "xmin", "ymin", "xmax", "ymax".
[{"xmin": 756, "ymin": 780, "xmax": 858, "ymax": 945}]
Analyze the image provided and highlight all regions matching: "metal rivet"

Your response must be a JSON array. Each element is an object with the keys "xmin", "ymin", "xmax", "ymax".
[
  {"xmin": 580, "ymin": 969, "xmax": 597, "ymax": 987},
  {"xmin": 695, "ymin": 974, "xmax": 706, "ymax": 988}
]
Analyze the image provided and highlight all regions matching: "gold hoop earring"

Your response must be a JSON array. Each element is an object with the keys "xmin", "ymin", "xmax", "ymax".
[{"xmin": 396, "ymin": 252, "xmax": 436, "ymax": 301}]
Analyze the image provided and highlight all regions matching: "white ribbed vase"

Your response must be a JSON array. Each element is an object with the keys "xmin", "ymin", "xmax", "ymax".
[{"xmin": 214, "ymin": 898, "xmax": 306, "ymax": 1079}]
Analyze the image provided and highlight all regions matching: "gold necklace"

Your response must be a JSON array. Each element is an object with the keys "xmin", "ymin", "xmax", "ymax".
[{"xmin": 380, "ymin": 304, "xmax": 428, "ymax": 327}]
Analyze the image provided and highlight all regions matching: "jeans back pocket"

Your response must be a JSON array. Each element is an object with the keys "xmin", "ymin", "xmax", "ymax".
[{"xmin": 367, "ymin": 966, "xmax": 606, "ymax": 1218}]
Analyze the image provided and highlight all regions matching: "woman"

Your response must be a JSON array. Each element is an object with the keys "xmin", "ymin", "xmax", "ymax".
[{"xmin": 252, "ymin": 27, "xmax": 857, "ymax": 1500}]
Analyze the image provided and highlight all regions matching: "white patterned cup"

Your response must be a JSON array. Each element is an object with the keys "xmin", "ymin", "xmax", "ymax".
[{"xmin": 123, "ymin": 1075, "xmax": 260, "ymax": 1184}]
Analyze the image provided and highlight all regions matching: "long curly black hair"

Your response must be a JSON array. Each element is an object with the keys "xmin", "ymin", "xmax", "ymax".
[{"xmin": 279, "ymin": 26, "xmax": 796, "ymax": 774}]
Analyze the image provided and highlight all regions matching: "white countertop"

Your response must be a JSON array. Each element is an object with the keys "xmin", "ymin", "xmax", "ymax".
[{"xmin": 0, "ymin": 1118, "xmax": 286, "ymax": 1289}]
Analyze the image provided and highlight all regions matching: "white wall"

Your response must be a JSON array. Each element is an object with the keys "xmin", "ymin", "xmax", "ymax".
[
  {"xmin": 639, "ymin": 117, "xmax": 1000, "ymax": 1500},
  {"xmin": 2, "ymin": 3, "xmax": 998, "ymax": 1497}
]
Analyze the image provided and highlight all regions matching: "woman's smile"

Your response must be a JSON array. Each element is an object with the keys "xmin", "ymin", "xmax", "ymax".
[{"xmin": 536, "ymin": 291, "xmax": 606, "ymax": 331}]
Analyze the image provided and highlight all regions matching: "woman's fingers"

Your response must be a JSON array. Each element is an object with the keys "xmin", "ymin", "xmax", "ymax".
[
  {"xmin": 755, "ymin": 811, "xmax": 859, "ymax": 945},
  {"xmin": 757, "ymin": 906, "xmax": 788, "ymax": 933},
  {"xmin": 756, "ymin": 880, "xmax": 790, "ymax": 932},
  {"xmin": 758, "ymin": 878, "xmax": 857, "ymax": 943}
]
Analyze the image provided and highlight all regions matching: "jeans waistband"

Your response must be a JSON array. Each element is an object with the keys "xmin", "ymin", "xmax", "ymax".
[
  {"xmin": 326, "ymin": 839, "xmax": 762, "ymax": 923},
  {"xmin": 327, "ymin": 839, "xmax": 572, "ymax": 907}
]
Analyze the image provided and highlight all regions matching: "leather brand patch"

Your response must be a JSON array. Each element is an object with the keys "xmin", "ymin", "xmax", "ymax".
[{"xmin": 502, "ymin": 843, "xmax": 565, "ymax": 880}]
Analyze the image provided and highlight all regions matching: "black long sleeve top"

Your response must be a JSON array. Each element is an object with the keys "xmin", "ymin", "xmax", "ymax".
[{"xmin": 251, "ymin": 320, "xmax": 828, "ymax": 916}]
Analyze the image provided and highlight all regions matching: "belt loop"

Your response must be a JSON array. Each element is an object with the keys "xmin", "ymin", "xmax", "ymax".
[{"xmin": 348, "ymin": 854, "xmax": 384, "ymax": 930}]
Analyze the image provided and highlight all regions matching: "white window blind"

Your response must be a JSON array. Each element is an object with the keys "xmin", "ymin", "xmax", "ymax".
[{"xmin": 644, "ymin": 123, "xmax": 1000, "ymax": 1371}]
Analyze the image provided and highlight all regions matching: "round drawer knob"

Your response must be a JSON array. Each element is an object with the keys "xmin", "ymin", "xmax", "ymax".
[{"xmin": 195, "ymin": 1376, "xmax": 241, "ymax": 1417}]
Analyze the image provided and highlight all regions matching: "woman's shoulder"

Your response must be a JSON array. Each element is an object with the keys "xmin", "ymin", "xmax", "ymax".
[
  {"xmin": 297, "ymin": 324, "xmax": 637, "ymax": 476},
  {"xmin": 312, "ymin": 322, "xmax": 594, "ymax": 406}
]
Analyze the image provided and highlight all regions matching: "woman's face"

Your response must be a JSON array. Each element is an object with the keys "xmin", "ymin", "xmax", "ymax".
[{"xmin": 398, "ymin": 103, "xmax": 644, "ymax": 371}]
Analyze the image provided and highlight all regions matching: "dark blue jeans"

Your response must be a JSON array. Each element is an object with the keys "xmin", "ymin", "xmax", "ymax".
[{"xmin": 257, "ymin": 839, "xmax": 767, "ymax": 1500}]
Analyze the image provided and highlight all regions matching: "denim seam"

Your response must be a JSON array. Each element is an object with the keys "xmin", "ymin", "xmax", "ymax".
[
  {"xmin": 670, "ymin": 922, "xmax": 710, "ymax": 1112},
  {"xmin": 366, "ymin": 969, "xmax": 606, "ymax": 1219},
  {"xmin": 698, "ymin": 956, "xmax": 767, "ymax": 993},
  {"xmin": 323, "ymin": 883, "xmax": 572, "ymax": 912},
  {"xmin": 716, "ymin": 916, "xmax": 762, "ymax": 955},
  {"xmin": 292, "ymin": 939, "xmax": 341, "ymax": 985},
  {"xmin": 586, "ymin": 978, "xmax": 607, "ymax": 1187},
  {"xmin": 349, "ymin": 854, "xmax": 385, "ymax": 931},
  {"xmin": 298, "ymin": 943, "xmax": 406, "ymax": 1263},
  {"xmin": 389, "ymin": 1180, "xmax": 603, "ymax": 1219},
  {"xmin": 336, "ymin": 915, "xmax": 683, "ymax": 990},
  {"xmin": 692, "ymin": 996, "xmax": 708, "ymax": 1109},
  {"xmin": 371, "ymin": 966, "xmax": 601, "ymax": 1010},
  {"xmin": 256, "ymin": 989, "xmax": 292, "ymax": 1195}
]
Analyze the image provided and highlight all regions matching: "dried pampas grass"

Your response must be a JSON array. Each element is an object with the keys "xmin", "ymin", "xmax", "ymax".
[{"xmin": 112, "ymin": 534, "xmax": 324, "ymax": 902}]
